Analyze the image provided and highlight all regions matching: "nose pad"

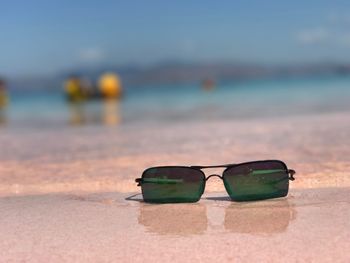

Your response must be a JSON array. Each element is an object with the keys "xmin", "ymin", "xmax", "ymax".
[{"xmin": 206, "ymin": 174, "xmax": 223, "ymax": 181}]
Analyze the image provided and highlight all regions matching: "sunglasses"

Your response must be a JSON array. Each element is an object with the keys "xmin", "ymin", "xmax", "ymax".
[{"xmin": 135, "ymin": 160, "xmax": 296, "ymax": 203}]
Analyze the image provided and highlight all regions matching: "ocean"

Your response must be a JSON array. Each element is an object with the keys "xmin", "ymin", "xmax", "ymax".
[{"xmin": 3, "ymin": 75, "xmax": 350, "ymax": 128}]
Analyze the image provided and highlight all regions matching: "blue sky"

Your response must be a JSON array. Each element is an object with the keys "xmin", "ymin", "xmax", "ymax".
[{"xmin": 1, "ymin": 0, "xmax": 349, "ymax": 76}]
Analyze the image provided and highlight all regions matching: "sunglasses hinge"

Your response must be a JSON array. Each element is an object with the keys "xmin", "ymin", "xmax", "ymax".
[
  {"xmin": 288, "ymin": 169, "xmax": 296, "ymax": 181},
  {"xmin": 135, "ymin": 178, "xmax": 142, "ymax": 186}
]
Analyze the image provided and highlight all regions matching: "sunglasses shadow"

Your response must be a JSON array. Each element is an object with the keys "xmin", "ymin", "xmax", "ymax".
[
  {"xmin": 204, "ymin": 196, "xmax": 232, "ymax": 201},
  {"xmin": 125, "ymin": 193, "xmax": 232, "ymax": 202},
  {"xmin": 125, "ymin": 193, "xmax": 144, "ymax": 202}
]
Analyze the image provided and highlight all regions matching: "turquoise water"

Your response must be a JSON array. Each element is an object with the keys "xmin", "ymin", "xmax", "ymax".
[{"xmin": 3, "ymin": 75, "xmax": 350, "ymax": 128}]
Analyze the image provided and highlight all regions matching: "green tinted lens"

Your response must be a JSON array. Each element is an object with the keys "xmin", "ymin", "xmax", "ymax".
[
  {"xmin": 141, "ymin": 167, "xmax": 205, "ymax": 203},
  {"xmin": 223, "ymin": 161, "xmax": 289, "ymax": 201}
]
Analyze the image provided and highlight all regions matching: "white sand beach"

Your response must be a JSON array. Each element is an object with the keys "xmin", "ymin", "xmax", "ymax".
[{"xmin": 0, "ymin": 112, "xmax": 349, "ymax": 262}]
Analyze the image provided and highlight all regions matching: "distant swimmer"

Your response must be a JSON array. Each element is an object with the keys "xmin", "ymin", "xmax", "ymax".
[
  {"xmin": 64, "ymin": 76, "xmax": 87, "ymax": 102},
  {"xmin": 0, "ymin": 78, "xmax": 8, "ymax": 109},
  {"xmin": 98, "ymin": 73, "xmax": 123, "ymax": 99},
  {"xmin": 201, "ymin": 78, "xmax": 216, "ymax": 91}
]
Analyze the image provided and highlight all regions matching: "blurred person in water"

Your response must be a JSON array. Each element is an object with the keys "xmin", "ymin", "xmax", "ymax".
[
  {"xmin": 64, "ymin": 75, "xmax": 90, "ymax": 102},
  {"xmin": 65, "ymin": 73, "xmax": 123, "ymax": 101},
  {"xmin": 0, "ymin": 78, "xmax": 8, "ymax": 109},
  {"xmin": 64, "ymin": 75, "xmax": 89, "ymax": 125},
  {"xmin": 201, "ymin": 78, "xmax": 216, "ymax": 91},
  {"xmin": 0, "ymin": 78, "xmax": 8, "ymax": 124},
  {"xmin": 65, "ymin": 73, "xmax": 123, "ymax": 126}
]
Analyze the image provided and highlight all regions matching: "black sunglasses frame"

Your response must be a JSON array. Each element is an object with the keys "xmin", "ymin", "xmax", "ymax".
[{"xmin": 135, "ymin": 160, "xmax": 296, "ymax": 188}]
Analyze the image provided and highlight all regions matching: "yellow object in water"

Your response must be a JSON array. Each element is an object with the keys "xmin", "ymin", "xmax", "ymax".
[{"xmin": 98, "ymin": 73, "xmax": 122, "ymax": 99}]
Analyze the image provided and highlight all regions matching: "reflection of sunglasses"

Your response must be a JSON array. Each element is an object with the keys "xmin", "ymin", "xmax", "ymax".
[
  {"xmin": 224, "ymin": 201, "xmax": 296, "ymax": 234},
  {"xmin": 135, "ymin": 160, "xmax": 296, "ymax": 203},
  {"xmin": 139, "ymin": 204, "xmax": 207, "ymax": 235},
  {"xmin": 139, "ymin": 199, "xmax": 296, "ymax": 236}
]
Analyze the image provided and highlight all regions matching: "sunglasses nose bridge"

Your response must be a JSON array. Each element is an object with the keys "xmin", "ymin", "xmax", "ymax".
[{"xmin": 205, "ymin": 174, "xmax": 223, "ymax": 181}]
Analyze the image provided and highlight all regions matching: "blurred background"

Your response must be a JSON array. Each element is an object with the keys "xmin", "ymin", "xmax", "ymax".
[{"xmin": 1, "ymin": 0, "xmax": 350, "ymax": 127}]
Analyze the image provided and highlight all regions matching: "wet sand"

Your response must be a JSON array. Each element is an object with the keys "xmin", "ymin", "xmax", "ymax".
[
  {"xmin": 0, "ymin": 112, "xmax": 350, "ymax": 261},
  {"xmin": 0, "ymin": 188, "xmax": 349, "ymax": 262}
]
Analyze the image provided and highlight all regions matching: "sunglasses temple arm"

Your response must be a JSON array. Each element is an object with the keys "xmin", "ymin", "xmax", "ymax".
[
  {"xmin": 135, "ymin": 178, "xmax": 142, "ymax": 186},
  {"xmin": 135, "ymin": 178, "xmax": 184, "ymax": 186},
  {"xmin": 288, "ymin": 169, "xmax": 296, "ymax": 181}
]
